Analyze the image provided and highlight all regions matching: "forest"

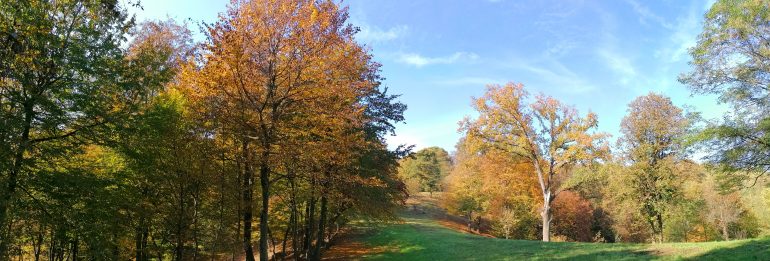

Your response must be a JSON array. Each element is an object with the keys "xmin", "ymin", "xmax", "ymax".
[{"xmin": 2, "ymin": 0, "xmax": 770, "ymax": 260}]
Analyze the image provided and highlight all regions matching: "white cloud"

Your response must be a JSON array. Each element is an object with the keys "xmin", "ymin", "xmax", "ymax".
[
  {"xmin": 355, "ymin": 24, "xmax": 408, "ymax": 43},
  {"xmin": 598, "ymin": 49, "xmax": 637, "ymax": 84},
  {"xmin": 662, "ymin": 10, "xmax": 699, "ymax": 63},
  {"xmin": 654, "ymin": 1, "xmax": 713, "ymax": 64},
  {"xmin": 517, "ymin": 61, "xmax": 596, "ymax": 93},
  {"xmin": 543, "ymin": 41, "xmax": 578, "ymax": 58},
  {"xmin": 396, "ymin": 52, "xmax": 479, "ymax": 67},
  {"xmin": 625, "ymin": 0, "xmax": 674, "ymax": 29},
  {"xmin": 594, "ymin": 8, "xmax": 641, "ymax": 87},
  {"xmin": 433, "ymin": 77, "xmax": 503, "ymax": 86}
]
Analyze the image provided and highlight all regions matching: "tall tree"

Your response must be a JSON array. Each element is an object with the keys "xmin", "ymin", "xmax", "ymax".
[
  {"xmin": 618, "ymin": 93, "xmax": 690, "ymax": 243},
  {"xmin": 181, "ymin": 0, "xmax": 399, "ymax": 259},
  {"xmin": 680, "ymin": 0, "xmax": 770, "ymax": 185},
  {"xmin": 461, "ymin": 82, "xmax": 607, "ymax": 242},
  {"xmin": 0, "ymin": 0, "xmax": 136, "ymax": 257}
]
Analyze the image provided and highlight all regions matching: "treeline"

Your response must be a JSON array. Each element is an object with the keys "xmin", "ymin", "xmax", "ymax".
[
  {"xmin": 0, "ymin": 0, "xmax": 408, "ymax": 260},
  {"xmin": 442, "ymin": 0, "xmax": 770, "ymax": 244},
  {"xmin": 445, "ymin": 90, "xmax": 767, "ymax": 243}
]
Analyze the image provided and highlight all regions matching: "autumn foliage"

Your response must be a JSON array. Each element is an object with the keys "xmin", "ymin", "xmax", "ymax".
[{"xmin": 1, "ymin": 0, "xmax": 407, "ymax": 260}]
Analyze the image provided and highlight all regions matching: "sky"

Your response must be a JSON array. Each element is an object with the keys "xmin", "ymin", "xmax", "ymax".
[{"xmin": 128, "ymin": 0, "xmax": 725, "ymax": 154}]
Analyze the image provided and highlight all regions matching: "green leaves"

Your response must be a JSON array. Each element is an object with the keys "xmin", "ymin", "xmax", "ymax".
[
  {"xmin": 681, "ymin": 0, "xmax": 770, "ymax": 186},
  {"xmin": 398, "ymin": 147, "xmax": 451, "ymax": 194}
]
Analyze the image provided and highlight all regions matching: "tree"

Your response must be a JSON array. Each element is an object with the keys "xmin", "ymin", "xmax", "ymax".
[
  {"xmin": 180, "ymin": 0, "xmax": 405, "ymax": 259},
  {"xmin": 0, "ymin": 0, "xmax": 137, "ymax": 257},
  {"xmin": 443, "ymin": 139, "xmax": 488, "ymax": 232},
  {"xmin": 702, "ymin": 175, "xmax": 742, "ymax": 241},
  {"xmin": 398, "ymin": 147, "xmax": 451, "ymax": 195},
  {"xmin": 461, "ymin": 82, "xmax": 607, "ymax": 242},
  {"xmin": 1, "ymin": 1, "xmax": 409, "ymax": 259},
  {"xmin": 680, "ymin": 0, "xmax": 770, "ymax": 185},
  {"xmin": 618, "ymin": 93, "xmax": 690, "ymax": 243},
  {"xmin": 445, "ymin": 137, "xmax": 542, "ymax": 238}
]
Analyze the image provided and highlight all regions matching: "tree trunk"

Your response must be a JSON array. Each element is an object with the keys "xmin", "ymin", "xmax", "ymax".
[
  {"xmin": 135, "ymin": 218, "xmax": 149, "ymax": 261},
  {"xmin": 541, "ymin": 196, "xmax": 552, "ymax": 242},
  {"xmin": 71, "ymin": 236, "xmax": 78, "ymax": 261},
  {"xmin": 293, "ymin": 203, "xmax": 301, "ymax": 259},
  {"xmin": 721, "ymin": 223, "xmax": 729, "ymax": 241},
  {"xmin": 0, "ymin": 101, "xmax": 33, "ymax": 259},
  {"xmin": 467, "ymin": 211, "xmax": 473, "ymax": 231},
  {"xmin": 304, "ymin": 196, "xmax": 316, "ymax": 258},
  {"xmin": 281, "ymin": 203, "xmax": 294, "ymax": 259},
  {"xmin": 258, "ymin": 151, "xmax": 271, "ymax": 261},
  {"xmin": 234, "ymin": 151, "xmax": 242, "ymax": 261},
  {"xmin": 656, "ymin": 213, "xmax": 664, "ymax": 243},
  {"xmin": 312, "ymin": 196, "xmax": 328, "ymax": 260},
  {"xmin": 34, "ymin": 227, "xmax": 44, "ymax": 261},
  {"xmin": 242, "ymin": 141, "xmax": 256, "ymax": 261},
  {"xmin": 175, "ymin": 178, "xmax": 186, "ymax": 261}
]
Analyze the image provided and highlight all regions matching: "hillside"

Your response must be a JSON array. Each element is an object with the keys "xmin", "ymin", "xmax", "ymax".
[{"xmin": 323, "ymin": 195, "xmax": 770, "ymax": 260}]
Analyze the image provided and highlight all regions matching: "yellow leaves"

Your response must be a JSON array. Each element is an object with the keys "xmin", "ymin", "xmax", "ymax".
[
  {"xmin": 462, "ymin": 81, "xmax": 609, "ymax": 195},
  {"xmin": 620, "ymin": 92, "xmax": 687, "ymax": 164},
  {"xmin": 310, "ymin": 4, "xmax": 319, "ymax": 24}
]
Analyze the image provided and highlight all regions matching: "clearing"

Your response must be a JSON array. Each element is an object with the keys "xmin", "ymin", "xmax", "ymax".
[{"xmin": 322, "ymin": 194, "xmax": 770, "ymax": 260}]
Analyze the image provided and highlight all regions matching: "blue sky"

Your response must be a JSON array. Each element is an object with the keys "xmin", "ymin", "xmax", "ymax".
[{"xmin": 129, "ymin": 0, "xmax": 724, "ymax": 153}]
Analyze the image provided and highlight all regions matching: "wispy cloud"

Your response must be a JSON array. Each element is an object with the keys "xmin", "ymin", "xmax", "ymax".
[
  {"xmin": 355, "ymin": 24, "xmax": 408, "ymax": 43},
  {"xmin": 625, "ymin": 0, "xmax": 673, "ymax": 29},
  {"xmin": 598, "ymin": 49, "xmax": 637, "ymax": 84},
  {"xmin": 543, "ymin": 41, "xmax": 578, "ymax": 58},
  {"xmin": 595, "ymin": 8, "xmax": 639, "ymax": 87},
  {"xmin": 654, "ymin": 4, "xmax": 701, "ymax": 64},
  {"xmin": 432, "ymin": 77, "xmax": 504, "ymax": 86},
  {"xmin": 397, "ymin": 52, "xmax": 479, "ymax": 67},
  {"xmin": 516, "ymin": 61, "xmax": 595, "ymax": 93}
]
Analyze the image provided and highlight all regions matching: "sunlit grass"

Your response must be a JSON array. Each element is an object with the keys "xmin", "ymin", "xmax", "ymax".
[{"xmin": 350, "ymin": 212, "xmax": 770, "ymax": 260}]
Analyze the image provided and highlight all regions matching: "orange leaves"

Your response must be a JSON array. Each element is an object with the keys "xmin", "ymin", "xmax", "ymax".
[
  {"xmin": 551, "ymin": 191, "xmax": 594, "ymax": 242},
  {"xmin": 460, "ymin": 81, "xmax": 608, "ymax": 241},
  {"xmin": 462, "ymin": 82, "xmax": 608, "ymax": 181},
  {"xmin": 619, "ymin": 92, "xmax": 688, "ymax": 164}
]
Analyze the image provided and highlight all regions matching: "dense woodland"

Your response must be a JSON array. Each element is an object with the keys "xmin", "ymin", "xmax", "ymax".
[
  {"xmin": 1, "ymin": 0, "xmax": 408, "ymax": 260},
  {"xmin": 2, "ymin": 0, "xmax": 770, "ymax": 260}
]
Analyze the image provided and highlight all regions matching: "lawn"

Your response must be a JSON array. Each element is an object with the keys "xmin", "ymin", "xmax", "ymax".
[{"xmin": 323, "ymin": 196, "xmax": 770, "ymax": 260}]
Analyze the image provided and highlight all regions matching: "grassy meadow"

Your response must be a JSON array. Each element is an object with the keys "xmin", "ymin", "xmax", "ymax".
[{"xmin": 323, "ymin": 195, "xmax": 770, "ymax": 260}]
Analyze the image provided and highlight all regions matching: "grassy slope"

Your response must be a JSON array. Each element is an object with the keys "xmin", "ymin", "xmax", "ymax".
[{"xmin": 325, "ymin": 195, "xmax": 770, "ymax": 260}]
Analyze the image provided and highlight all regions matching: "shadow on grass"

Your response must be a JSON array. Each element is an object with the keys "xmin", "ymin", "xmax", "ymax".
[
  {"xmin": 364, "ymin": 242, "xmax": 661, "ymax": 261},
  {"xmin": 685, "ymin": 237, "xmax": 770, "ymax": 261},
  {"xmin": 337, "ymin": 195, "xmax": 770, "ymax": 260},
  {"xmin": 547, "ymin": 249, "xmax": 658, "ymax": 261},
  {"xmin": 360, "ymin": 225, "xmax": 661, "ymax": 261}
]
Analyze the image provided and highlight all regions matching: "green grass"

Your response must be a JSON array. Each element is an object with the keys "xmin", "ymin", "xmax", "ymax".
[{"xmin": 347, "ymin": 209, "xmax": 770, "ymax": 260}]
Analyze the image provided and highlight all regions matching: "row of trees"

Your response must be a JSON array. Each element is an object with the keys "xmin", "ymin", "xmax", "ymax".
[
  {"xmin": 444, "ymin": 0, "xmax": 770, "ymax": 243},
  {"xmin": 445, "ymin": 87, "xmax": 766, "ymax": 243},
  {"xmin": 0, "ymin": 0, "xmax": 408, "ymax": 260}
]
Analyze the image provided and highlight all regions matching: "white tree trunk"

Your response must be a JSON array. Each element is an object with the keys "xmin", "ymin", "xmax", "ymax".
[{"xmin": 542, "ymin": 196, "xmax": 552, "ymax": 242}]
